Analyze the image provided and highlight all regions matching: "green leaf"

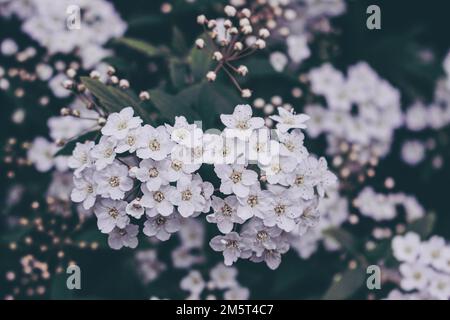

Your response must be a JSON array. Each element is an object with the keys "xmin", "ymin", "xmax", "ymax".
[
  {"xmin": 197, "ymin": 82, "xmax": 243, "ymax": 127},
  {"xmin": 407, "ymin": 213, "xmax": 436, "ymax": 239},
  {"xmin": 55, "ymin": 131, "xmax": 98, "ymax": 157},
  {"xmin": 188, "ymin": 35, "xmax": 211, "ymax": 82},
  {"xmin": 169, "ymin": 58, "xmax": 190, "ymax": 89},
  {"xmin": 171, "ymin": 27, "xmax": 188, "ymax": 56},
  {"xmin": 148, "ymin": 89, "xmax": 200, "ymax": 124},
  {"xmin": 115, "ymin": 37, "xmax": 168, "ymax": 57},
  {"xmin": 323, "ymin": 266, "xmax": 366, "ymax": 300},
  {"xmin": 81, "ymin": 77, "xmax": 153, "ymax": 125}
]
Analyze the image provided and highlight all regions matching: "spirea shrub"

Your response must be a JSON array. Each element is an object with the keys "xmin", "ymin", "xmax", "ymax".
[{"xmin": 67, "ymin": 102, "xmax": 336, "ymax": 269}]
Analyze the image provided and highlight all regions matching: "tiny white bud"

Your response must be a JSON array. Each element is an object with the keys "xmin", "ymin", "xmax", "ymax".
[
  {"xmin": 239, "ymin": 18, "xmax": 250, "ymax": 27},
  {"xmin": 223, "ymin": 19, "xmax": 233, "ymax": 29},
  {"xmin": 241, "ymin": 8, "xmax": 251, "ymax": 18},
  {"xmin": 234, "ymin": 42, "xmax": 243, "ymax": 51},
  {"xmin": 97, "ymin": 117, "xmax": 107, "ymax": 126},
  {"xmin": 253, "ymin": 98, "xmax": 265, "ymax": 109},
  {"xmin": 119, "ymin": 79, "xmax": 130, "ymax": 89},
  {"xmin": 241, "ymin": 89, "xmax": 252, "ymax": 98},
  {"xmin": 210, "ymin": 31, "xmax": 218, "ymax": 39},
  {"xmin": 195, "ymin": 38, "xmax": 205, "ymax": 49},
  {"xmin": 255, "ymin": 39, "xmax": 266, "ymax": 49},
  {"xmin": 224, "ymin": 5, "xmax": 237, "ymax": 17},
  {"xmin": 89, "ymin": 70, "xmax": 100, "ymax": 79},
  {"xmin": 207, "ymin": 19, "xmax": 217, "ymax": 29},
  {"xmin": 62, "ymin": 80, "xmax": 73, "ymax": 89},
  {"xmin": 241, "ymin": 25, "xmax": 253, "ymax": 35},
  {"xmin": 139, "ymin": 91, "xmax": 150, "ymax": 101},
  {"xmin": 229, "ymin": 27, "xmax": 239, "ymax": 35},
  {"xmin": 107, "ymin": 66, "xmax": 116, "ymax": 75},
  {"xmin": 213, "ymin": 51, "xmax": 223, "ymax": 61},
  {"xmin": 110, "ymin": 75, "xmax": 119, "ymax": 84},
  {"xmin": 197, "ymin": 15, "xmax": 207, "ymax": 24},
  {"xmin": 264, "ymin": 103, "xmax": 274, "ymax": 115},
  {"xmin": 259, "ymin": 28, "xmax": 270, "ymax": 39},
  {"xmin": 66, "ymin": 68, "xmax": 76, "ymax": 78},
  {"xmin": 237, "ymin": 65, "xmax": 248, "ymax": 76},
  {"xmin": 206, "ymin": 71, "xmax": 217, "ymax": 82}
]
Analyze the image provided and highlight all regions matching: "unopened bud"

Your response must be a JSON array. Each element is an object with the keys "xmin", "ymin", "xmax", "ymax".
[{"xmin": 206, "ymin": 71, "xmax": 217, "ymax": 82}]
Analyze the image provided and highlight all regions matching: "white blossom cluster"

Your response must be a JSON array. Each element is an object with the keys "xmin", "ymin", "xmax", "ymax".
[
  {"xmin": 66, "ymin": 104, "xmax": 336, "ymax": 269},
  {"xmin": 180, "ymin": 263, "xmax": 249, "ymax": 300},
  {"xmin": 354, "ymin": 187, "xmax": 425, "ymax": 222},
  {"xmin": 305, "ymin": 62, "xmax": 403, "ymax": 163},
  {"xmin": 388, "ymin": 232, "xmax": 450, "ymax": 300},
  {"xmin": 230, "ymin": 0, "xmax": 345, "ymax": 68},
  {"xmin": 0, "ymin": 0, "xmax": 126, "ymax": 69},
  {"xmin": 290, "ymin": 186, "xmax": 349, "ymax": 258}
]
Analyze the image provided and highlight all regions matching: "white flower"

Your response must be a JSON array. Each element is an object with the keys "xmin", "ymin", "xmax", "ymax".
[
  {"xmin": 428, "ymin": 275, "xmax": 450, "ymax": 300},
  {"xmin": 399, "ymin": 263, "xmax": 431, "ymax": 291},
  {"xmin": 125, "ymin": 198, "xmax": 145, "ymax": 219},
  {"xmin": 392, "ymin": 232, "xmax": 421, "ymax": 263},
  {"xmin": 141, "ymin": 184, "xmax": 176, "ymax": 217},
  {"xmin": 143, "ymin": 213, "xmax": 182, "ymax": 241},
  {"xmin": 94, "ymin": 199, "xmax": 129, "ymax": 233},
  {"xmin": 209, "ymin": 232, "xmax": 251, "ymax": 266},
  {"xmin": 247, "ymin": 129, "xmax": 280, "ymax": 166},
  {"xmin": 27, "ymin": 137, "xmax": 57, "ymax": 172},
  {"xmin": 287, "ymin": 35, "xmax": 310, "ymax": 64},
  {"xmin": 250, "ymin": 238, "xmax": 289, "ymax": 270},
  {"xmin": 270, "ymin": 107, "xmax": 310, "ymax": 133},
  {"xmin": 419, "ymin": 236, "xmax": 446, "ymax": 269},
  {"xmin": 224, "ymin": 286, "xmax": 250, "ymax": 300},
  {"xmin": 220, "ymin": 104, "xmax": 264, "ymax": 140},
  {"xmin": 295, "ymin": 198, "xmax": 320, "ymax": 235},
  {"xmin": 270, "ymin": 51, "xmax": 288, "ymax": 72},
  {"xmin": 286, "ymin": 158, "xmax": 317, "ymax": 200},
  {"xmin": 94, "ymin": 162, "xmax": 133, "ymax": 200},
  {"xmin": 236, "ymin": 185, "xmax": 269, "ymax": 220},
  {"xmin": 261, "ymin": 186, "xmax": 302, "ymax": 232},
  {"xmin": 214, "ymin": 164, "xmax": 258, "ymax": 197},
  {"xmin": 180, "ymin": 270, "xmax": 205, "ymax": 295},
  {"xmin": 179, "ymin": 219, "xmax": 205, "ymax": 249},
  {"xmin": 68, "ymin": 141, "xmax": 95, "ymax": 177},
  {"xmin": 200, "ymin": 180, "xmax": 214, "ymax": 213},
  {"xmin": 108, "ymin": 224, "xmax": 139, "ymax": 250},
  {"xmin": 278, "ymin": 129, "xmax": 309, "ymax": 163},
  {"xmin": 209, "ymin": 263, "xmax": 237, "ymax": 290},
  {"xmin": 260, "ymin": 156, "xmax": 296, "ymax": 186},
  {"xmin": 171, "ymin": 175, "xmax": 205, "ymax": 218},
  {"xmin": 71, "ymin": 168, "xmax": 97, "ymax": 210},
  {"xmin": 133, "ymin": 159, "xmax": 170, "ymax": 191},
  {"xmin": 91, "ymin": 136, "xmax": 117, "ymax": 170},
  {"xmin": 207, "ymin": 196, "xmax": 244, "ymax": 234},
  {"xmin": 241, "ymin": 218, "xmax": 283, "ymax": 257},
  {"xmin": 115, "ymin": 128, "xmax": 141, "ymax": 154},
  {"xmin": 136, "ymin": 125, "xmax": 173, "ymax": 160},
  {"xmin": 313, "ymin": 157, "xmax": 337, "ymax": 197}
]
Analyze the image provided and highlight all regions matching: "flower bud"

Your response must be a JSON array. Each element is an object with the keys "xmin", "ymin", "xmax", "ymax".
[
  {"xmin": 139, "ymin": 91, "xmax": 150, "ymax": 101},
  {"xmin": 213, "ymin": 51, "xmax": 223, "ymax": 61},
  {"xmin": 206, "ymin": 71, "xmax": 217, "ymax": 82},
  {"xmin": 234, "ymin": 42, "xmax": 243, "ymax": 51},
  {"xmin": 224, "ymin": 5, "xmax": 237, "ymax": 17},
  {"xmin": 237, "ymin": 65, "xmax": 248, "ymax": 76},
  {"xmin": 255, "ymin": 39, "xmax": 266, "ymax": 49},
  {"xmin": 195, "ymin": 38, "xmax": 205, "ymax": 49},
  {"xmin": 259, "ymin": 28, "xmax": 270, "ymax": 39},
  {"xmin": 241, "ymin": 89, "xmax": 252, "ymax": 98},
  {"xmin": 197, "ymin": 15, "xmax": 207, "ymax": 24}
]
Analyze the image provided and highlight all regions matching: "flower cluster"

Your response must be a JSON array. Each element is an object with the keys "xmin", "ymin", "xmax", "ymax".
[
  {"xmin": 354, "ymin": 187, "xmax": 425, "ymax": 222},
  {"xmin": 66, "ymin": 103, "xmax": 336, "ymax": 269},
  {"xmin": 305, "ymin": 62, "xmax": 403, "ymax": 165},
  {"xmin": 196, "ymin": 5, "xmax": 271, "ymax": 97},
  {"xmin": 0, "ymin": 0, "xmax": 126, "ymax": 69},
  {"xmin": 388, "ymin": 232, "xmax": 450, "ymax": 300},
  {"xmin": 180, "ymin": 263, "xmax": 249, "ymax": 300},
  {"xmin": 229, "ymin": 0, "xmax": 346, "ymax": 67}
]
